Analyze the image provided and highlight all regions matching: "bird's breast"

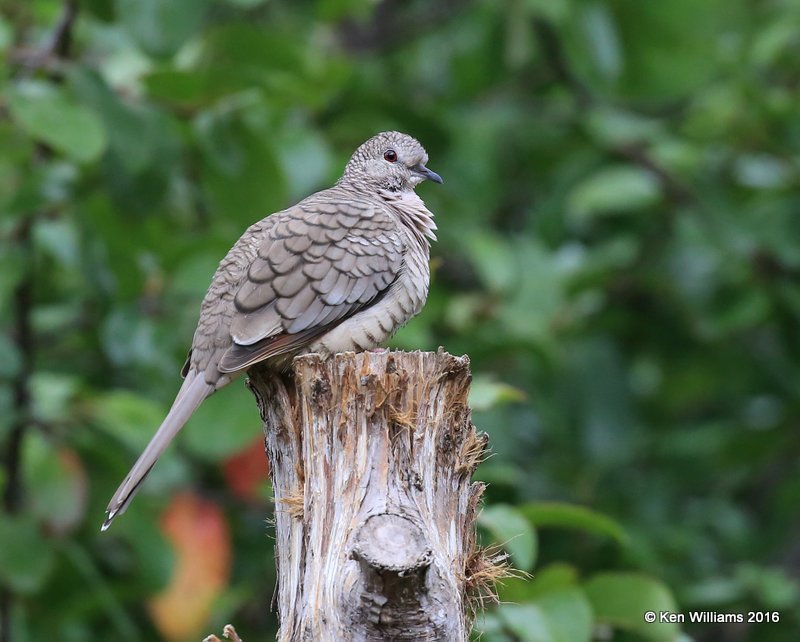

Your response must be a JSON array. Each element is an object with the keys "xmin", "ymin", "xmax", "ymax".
[{"xmin": 306, "ymin": 232, "xmax": 430, "ymax": 356}]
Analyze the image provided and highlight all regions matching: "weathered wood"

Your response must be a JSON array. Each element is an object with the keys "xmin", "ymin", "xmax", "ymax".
[{"xmin": 247, "ymin": 349, "xmax": 488, "ymax": 642}]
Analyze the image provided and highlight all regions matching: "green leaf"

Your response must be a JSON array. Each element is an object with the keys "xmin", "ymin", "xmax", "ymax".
[
  {"xmin": 479, "ymin": 503, "xmax": 537, "ymax": 571},
  {"xmin": 497, "ymin": 563, "xmax": 583, "ymax": 612},
  {"xmin": 0, "ymin": 514, "xmax": 55, "ymax": 594},
  {"xmin": 499, "ymin": 240, "xmax": 565, "ymax": 343},
  {"xmin": 68, "ymin": 67, "xmax": 167, "ymax": 174},
  {"xmin": 0, "ymin": 334, "xmax": 21, "ymax": 378},
  {"xmin": 562, "ymin": 337, "xmax": 638, "ymax": 465},
  {"xmin": 316, "ymin": 0, "xmax": 377, "ymax": 21},
  {"xmin": 496, "ymin": 595, "xmax": 592, "ymax": 642},
  {"xmin": 527, "ymin": 563, "xmax": 580, "ymax": 598},
  {"xmin": 469, "ymin": 376, "xmax": 527, "ymax": 411},
  {"xmin": 498, "ymin": 604, "xmax": 554, "ymax": 641},
  {"xmin": 734, "ymin": 563, "xmax": 800, "ymax": 610},
  {"xmin": 116, "ymin": 0, "xmax": 210, "ymax": 58},
  {"xmin": 193, "ymin": 25, "xmax": 347, "ymax": 108},
  {"xmin": 473, "ymin": 462, "xmax": 525, "ymax": 488},
  {"xmin": 473, "ymin": 611, "xmax": 510, "ymax": 642},
  {"xmin": 523, "ymin": 0, "xmax": 571, "ymax": 24},
  {"xmin": 61, "ymin": 542, "xmax": 141, "ymax": 641},
  {"xmin": 100, "ymin": 306, "xmax": 176, "ymax": 370},
  {"xmin": 586, "ymin": 106, "xmax": 663, "ymax": 146},
  {"xmin": 584, "ymin": 572, "xmax": 680, "ymax": 640},
  {"xmin": 142, "ymin": 69, "xmax": 233, "ymax": 108},
  {"xmin": 535, "ymin": 588, "xmax": 593, "ymax": 642},
  {"xmin": 68, "ymin": 68, "xmax": 180, "ymax": 214},
  {"xmin": 80, "ymin": 0, "xmax": 116, "ymax": 22},
  {"xmin": 733, "ymin": 154, "xmax": 792, "ymax": 190},
  {"xmin": 519, "ymin": 502, "xmax": 629, "ymax": 544},
  {"xmin": 195, "ymin": 97, "xmax": 287, "ymax": 223},
  {"xmin": 34, "ymin": 218, "xmax": 80, "ymax": 269},
  {"xmin": 7, "ymin": 81, "xmax": 107, "ymax": 163},
  {"xmin": 468, "ymin": 234, "xmax": 517, "ymax": 293},
  {"xmin": 90, "ymin": 390, "xmax": 168, "ymax": 451},
  {"xmin": 182, "ymin": 381, "xmax": 262, "ymax": 461},
  {"xmin": 582, "ymin": 2, "xmax": 622, "ymax": 80},
  {"xmin": 30, "ymin": 372, "xmax": 80, "ymax": 423},
  {"xmin": 605, "ymin": 0, "xmax": 727, "ymax": 100},
  {"xmin": 23, "ymin": 434, "xmax": 88, "ymax": 535},
  {"xmin": 567, "ymin": 165, "xmax": 661, "ymax": 223},
  {"xmin": 751, "ymin": 19, "xmax": 798, "ymax": 67},
  {"xmin": 702, "ymin": 289, "xmax": 771, "ymax": 338},
  {"xmin": 0, "ymin": 15, "xmax": 12, "ymax": 53},
  {"xmin": 274, "ymin": 126, "xmax": 335, "ymax": 202},
  {"xmin": 224, "ymin": 0, "xmax": 269, "ymax": 6},
  {"xmin": 112, "ymin": 505, "xmax": 175, "ymax": 591}
]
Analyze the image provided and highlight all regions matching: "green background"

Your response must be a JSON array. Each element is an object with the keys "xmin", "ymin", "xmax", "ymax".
[{"xmin": 1, "ymin": 0, "xmax": 799, "ymax": 640}]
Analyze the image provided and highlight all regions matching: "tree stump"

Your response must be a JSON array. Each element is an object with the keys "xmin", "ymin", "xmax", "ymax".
[{"xmin": 247, "ymin": 349, "xmax": 488, "ymax": 642}]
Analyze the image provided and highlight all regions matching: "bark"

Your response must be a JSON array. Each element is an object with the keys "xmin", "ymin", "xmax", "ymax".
[{"xmin": 247, "ymin": 349, "xmax": 488, "ymax": 642}]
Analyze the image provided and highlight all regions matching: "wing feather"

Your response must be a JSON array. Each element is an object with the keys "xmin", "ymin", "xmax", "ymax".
[{"xmin": 221, "ymin": 197, "xmax": 403, "ymax": 373}]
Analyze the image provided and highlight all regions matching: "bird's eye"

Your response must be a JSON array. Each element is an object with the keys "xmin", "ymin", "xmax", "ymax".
[{"xmin": 384, "ymin": 149, "xmax": 398, "ymax": 163}]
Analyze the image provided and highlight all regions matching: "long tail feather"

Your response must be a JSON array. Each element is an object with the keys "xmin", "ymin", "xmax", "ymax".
[{"xmin": 102, "ymin": 372, "xmax": 214, "ymax": 531}]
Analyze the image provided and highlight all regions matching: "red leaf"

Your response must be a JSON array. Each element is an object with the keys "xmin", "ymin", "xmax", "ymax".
[
  {"xmin": 222, "ymin": 436, "xmax": 270, "ymax": 501},
  {"xmin": 148, "ymin": 493, "xmax": 231, "ymax": 640}
]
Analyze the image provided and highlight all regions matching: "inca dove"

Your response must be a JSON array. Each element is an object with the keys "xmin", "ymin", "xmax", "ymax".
[{"xmin": 102, "ymin": 131, "xmax": 442, "ymax": 530}]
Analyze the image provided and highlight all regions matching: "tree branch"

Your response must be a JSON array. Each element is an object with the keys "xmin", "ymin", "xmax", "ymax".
[
  {"xmin": 0, "ymin": 3, "xmax": 79, "ymax": 640},
  {"xmin": 249, "ymin": 350, "xmax": 492, "ymax": 640},
  {"xmin": 7, "ymin": 0, "xmax": 78, "ymax": 76},
  {"xmin": 338, "ymin": 0, "xmax": 467, "ymax": 53},
  {"xmin": 2, "ymin": 215, "xmax": 33, "ymax": 515},
  {"xmin": 613, "ymin": 143, "xmax": 695, "ymax": 206},
  {"xmin": 532, "ymin": 18, "xmax": 593, "ymax": 109}
]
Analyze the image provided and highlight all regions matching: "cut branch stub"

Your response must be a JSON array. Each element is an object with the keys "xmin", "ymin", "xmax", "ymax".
[{"xmin": 248, "ymin": 349, "xmax": 488, "ymax": 642}]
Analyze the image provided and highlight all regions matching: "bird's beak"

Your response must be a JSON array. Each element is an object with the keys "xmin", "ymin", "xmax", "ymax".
[{"xmin": 413, "ymin": 163, "xmax": 443, "ymax": 184}]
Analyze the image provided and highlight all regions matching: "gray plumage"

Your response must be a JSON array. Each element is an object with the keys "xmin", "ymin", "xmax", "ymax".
[{"xmin": 102, "ymin": 131, "xmax": 442, "ymax": 530}]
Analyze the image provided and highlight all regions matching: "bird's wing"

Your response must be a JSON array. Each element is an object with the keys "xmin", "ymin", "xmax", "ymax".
[{"xmin": 217, "ymin": 197, "xmax": 404, "ymax": 372}]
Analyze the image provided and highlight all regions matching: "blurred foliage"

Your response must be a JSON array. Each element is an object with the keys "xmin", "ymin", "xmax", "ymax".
[{"xmin": 1, "ymin": 0, "xmax": 799, "ymax": 640}]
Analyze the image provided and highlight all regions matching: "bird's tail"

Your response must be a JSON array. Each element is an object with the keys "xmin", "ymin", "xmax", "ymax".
[{"xmin": 102, "ymin": 372, "xmax": 214, "ymax": 531}]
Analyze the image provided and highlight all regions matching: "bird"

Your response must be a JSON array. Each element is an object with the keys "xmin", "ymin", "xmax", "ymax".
[{"xmin": 102, "ymin": 131, "xmax": 442, "ymax": 530}]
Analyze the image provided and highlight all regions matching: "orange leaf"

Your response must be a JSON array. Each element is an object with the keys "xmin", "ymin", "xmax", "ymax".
[
  {"xmin": 222, "ymin": 436, "xmax": 270, "ymax": 501},
  {"xmin": 148, "ymin": 493, "xmax": 231, "ymax": 641}
]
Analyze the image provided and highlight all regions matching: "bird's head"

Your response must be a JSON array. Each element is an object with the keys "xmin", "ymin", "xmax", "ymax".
[{"xmin": 341, "ymin": 131, "xmax": 443, "ymax": 193}]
